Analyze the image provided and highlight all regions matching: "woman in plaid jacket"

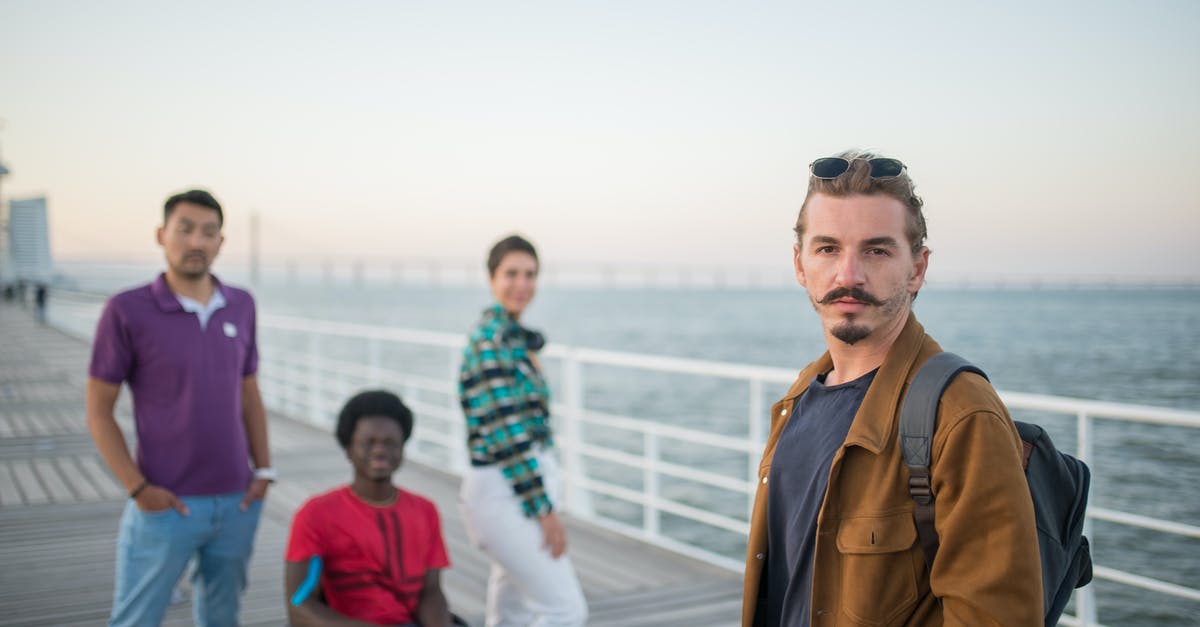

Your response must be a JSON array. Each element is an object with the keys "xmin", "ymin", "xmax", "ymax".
[{"xmin": 457, "ymin": 234, "xmax": 587, "ymax": 627}]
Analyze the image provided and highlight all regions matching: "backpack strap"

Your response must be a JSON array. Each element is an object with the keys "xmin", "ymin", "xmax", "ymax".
[{"xmin": 899, "ymin": 352, "xmax": 988, "ymax": 568}]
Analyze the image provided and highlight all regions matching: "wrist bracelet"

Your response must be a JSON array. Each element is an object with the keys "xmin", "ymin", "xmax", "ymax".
[{"xmin": 130, "ymin": 480, "xmax": 149, "ymax": 498}]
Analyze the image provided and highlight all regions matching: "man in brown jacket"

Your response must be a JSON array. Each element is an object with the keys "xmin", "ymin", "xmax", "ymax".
[{"xmin": 742, "ymin": 151, "xmax": 1043, "ymax": 627}]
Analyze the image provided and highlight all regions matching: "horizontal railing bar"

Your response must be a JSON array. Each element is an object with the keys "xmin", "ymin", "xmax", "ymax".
[
  {"xmin": 575, "ymin": 409, "xmax": 761, "ymax": 453},
  {"xmin": 1056, "ymin": 614, "xmax": 1108, "ymax": 627},
  {"xmin": 1002, "ymin": 391, "xmax": 1200, "ymax": 427},
  {"xmin": 262, "ymin": 353, "xmax": 453, "ymax": 396},
  {"xmin": 262, "ymin": 314, "xmax": 463, "ymax": 347},
  {"xmin": 259, "ymin": 367, "xmax": 344, "ymax": 397},
  {"xmin": 653, "ymin": 459, "xmax": 755, "ymax": 496},
  {"xmin": 410, "ymin": 427, "xmax": 455, "ymax": 448},
  {"xmin": 404, "ymin": 401, "xmax": 459, "ymax": 424},
  {"xmin": 577, "ymin": 444, "xmax": 755, "ymax": 495},
  {"xmin": 576, "ymin": 478, "xmax": 749, "ymax": 535},
  {"xmin": 1092, "ymin": 566, "xmax": 1200, "ymax": 602},
  {"xmin": 1089, "ymin": 507, "xmax": 1200, "ymax": 539},
  {"xmin": 580, "ymin": 516, "xmax": 746, "ymax": 573},
  {"xmin": 577, "ymin": 443, "xmax": 647, "ymax": 472},
  {"xmin": 575, "ymin": 476, "xmax": 657, "ymax": 507},
  {"xmin": 543, "ymin": 345, "xmax": 796, "ymax": 383}
]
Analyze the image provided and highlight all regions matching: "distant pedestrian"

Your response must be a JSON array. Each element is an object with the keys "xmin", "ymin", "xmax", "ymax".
[
  {"xmin": 34, "ymin": 284, "xmax": 47, "ymax": 323},
  {"xmin": 85, "ymin": 189, "xmax": 273, "ymax": 626},
  {"xmin": 457, "ymin": 234, "xmax": 587, "ymax": 627}
]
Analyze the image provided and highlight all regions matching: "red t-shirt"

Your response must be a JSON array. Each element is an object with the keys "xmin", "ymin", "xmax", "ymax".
[{"xmin": 285, "ymin": 486, "xmax": 451, "ymax": 625}]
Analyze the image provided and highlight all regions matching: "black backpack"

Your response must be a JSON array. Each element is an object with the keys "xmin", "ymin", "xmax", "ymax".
[{"xmin": 899, "ymin": 352, "xmax": 1093, "ymax": 627}]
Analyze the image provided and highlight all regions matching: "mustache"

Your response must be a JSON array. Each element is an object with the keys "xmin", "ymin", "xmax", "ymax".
[{"xmin": 818, "ymin": 287, "xmax": 882, "ymax": 306}]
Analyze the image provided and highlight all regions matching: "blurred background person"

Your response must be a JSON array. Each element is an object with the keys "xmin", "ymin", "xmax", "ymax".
[{"xmin": 457, "ymin": 235, "xmax": 587, "ymax": 627}]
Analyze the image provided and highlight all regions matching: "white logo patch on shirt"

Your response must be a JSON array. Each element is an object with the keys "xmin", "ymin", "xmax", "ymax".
[{"xmin": 223, "ymin": 322, "xmax": 238, "ymax": 338}]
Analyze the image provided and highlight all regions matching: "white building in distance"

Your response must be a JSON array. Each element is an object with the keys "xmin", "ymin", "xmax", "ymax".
[{"xmin": 5, "ymin": 197, "xmax": 53, "ymax": 284}]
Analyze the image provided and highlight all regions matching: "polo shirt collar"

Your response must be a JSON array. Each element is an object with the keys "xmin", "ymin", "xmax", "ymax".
[{"xmin": 150, "ymin": 272, "xmax": 230, "ymax": 313}]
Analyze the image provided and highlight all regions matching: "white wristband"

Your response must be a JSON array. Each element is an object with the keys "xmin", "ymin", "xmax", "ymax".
[{"xmin": 254, "ymin": 467, "xmax": 277, "ymax": 482}]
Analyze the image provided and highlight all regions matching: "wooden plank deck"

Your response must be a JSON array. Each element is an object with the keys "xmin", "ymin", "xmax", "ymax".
[{"xmin": 0, "ymin": 302, "xmax": 743, "ymax": 626}]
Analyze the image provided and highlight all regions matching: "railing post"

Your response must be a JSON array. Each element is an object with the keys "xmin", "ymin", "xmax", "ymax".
[
  {"xmin": 644, "ymin": 430, "xmax": 660, "ymax": 539},
  {"xmin": 403, "ymin": 376, "xmax": 419, "ymax": 416},
  {"xmin": 307, "ymin": 332, "xmax": 323, "ymax": 425},
  {"xmin": 259, "ymin": 334, "xmax": 275, "ymax": 411},
  {"xmin": 286, "ymin": 339, "xmax": 298, "ymax": 417},
  {"xmin": 447, "ymin": 345, "xmax": 467, "ymax": 474},
  {"xmin": 1075, "ymin": 410, "xmax": 1098, "ymax": 625},
  {"xmin": 277, "ymin": 336, "xmax": 289, "ymax": 415},
  {"xmin": 367, "ymin": 337, "xmax": 382, "ymax": 387},
  {"xmin": 748, "ymin": 378, "xmax": 765, "ymax": 520},
  {"xmin": 561, "ymin": 350, "xmax": 593, "ymax": 517}
]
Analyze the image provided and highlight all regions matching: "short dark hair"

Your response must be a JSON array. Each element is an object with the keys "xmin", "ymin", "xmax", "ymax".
[
  {"xmin": 487, "ymin": 234, "xmax": 538, "ymax": 277},
  {"xmin": 335, "ymin": 390, "xmax": 414, "ymax": 448},
  {"xmin": 164, "ymin": 189, "xmax": 224, "ymax": 226}
]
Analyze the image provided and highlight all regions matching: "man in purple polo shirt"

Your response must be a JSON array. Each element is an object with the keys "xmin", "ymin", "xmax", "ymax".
[{"xmin": 85, "ymin": 189, "xmax": 273, "ymax": 627}]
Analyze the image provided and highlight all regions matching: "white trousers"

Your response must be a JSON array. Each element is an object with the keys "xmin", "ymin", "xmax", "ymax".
[{"xmin": 460, "ymin": 449, "xmax": 588, "ymax": 627}]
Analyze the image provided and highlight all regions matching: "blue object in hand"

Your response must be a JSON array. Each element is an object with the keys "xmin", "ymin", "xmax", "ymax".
[{"xmin": 290, "ymin": 555, "xmax": 323, "ymax": 606}]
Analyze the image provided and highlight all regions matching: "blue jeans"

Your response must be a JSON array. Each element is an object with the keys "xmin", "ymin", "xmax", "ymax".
[{"xmin": 109, "ymin": 492, "xmax": 263, "ymax": 627}]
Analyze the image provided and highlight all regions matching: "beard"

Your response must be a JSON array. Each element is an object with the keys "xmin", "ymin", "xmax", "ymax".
[
  {"xmin": 831, "ymin": 321, "xmax": 873, "ymax": 345},
  {"xmin": 171, "ymin": 254, "xmax": 211, "ymax": 280},
  {"xmin": 813, "ymin": 284, "xmax": 911, "ymax": 346}
]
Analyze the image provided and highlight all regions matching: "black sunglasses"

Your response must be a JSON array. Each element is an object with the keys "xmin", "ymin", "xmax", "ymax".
[{"xmin": 809, "ymin": 157, "xmax": 906, "ymax": 180}]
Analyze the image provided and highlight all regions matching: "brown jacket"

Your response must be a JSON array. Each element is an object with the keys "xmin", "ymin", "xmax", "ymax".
[{"xmin": 742, "ymin": 314, "xmax": 1042, "ymax": 627}]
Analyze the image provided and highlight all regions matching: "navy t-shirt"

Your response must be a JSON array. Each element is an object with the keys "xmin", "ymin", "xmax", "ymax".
[{"xmin": 764, "ymin": 368, "xmax": 877, "ymax": 627}]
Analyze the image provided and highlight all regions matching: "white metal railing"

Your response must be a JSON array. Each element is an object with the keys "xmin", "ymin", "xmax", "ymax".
[
  {"xmin": 45, "ymin": 292, "xmax": 1200, "ymax": 626},
  {"xmin": 252, "ymin": 313, "xmax": 1200, "ymax": 625}
]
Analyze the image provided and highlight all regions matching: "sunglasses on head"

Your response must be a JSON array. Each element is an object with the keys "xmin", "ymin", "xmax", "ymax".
[{"xmin": 809, "ymin": 157, "xmax": 906, "ymax": 180}]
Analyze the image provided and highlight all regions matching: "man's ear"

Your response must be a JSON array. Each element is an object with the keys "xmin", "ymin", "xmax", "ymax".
[
  {"xmin": 793, "ymin": 243, "xmax": 807, "ymax": 288},
  {"xmin": 909, "ymin": 246, "xmax": 930, "ymax": 294},
  {"xmin": 156, "ymin": 225, "xmax": 165, "ymax": 247}
]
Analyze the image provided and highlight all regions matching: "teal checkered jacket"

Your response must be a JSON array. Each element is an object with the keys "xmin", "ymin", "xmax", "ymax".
[{"xmin": 458, "ymin": 304, "xmax": 554, "ymax": 518}]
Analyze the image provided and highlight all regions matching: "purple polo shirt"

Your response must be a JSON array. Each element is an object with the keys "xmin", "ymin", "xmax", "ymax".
[{"xmin": 89, "ymin": 273, "xmax": 258, "ymax": 496}]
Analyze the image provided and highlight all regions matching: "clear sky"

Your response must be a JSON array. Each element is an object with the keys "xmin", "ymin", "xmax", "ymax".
[{"xmin": 1, "ymin": 0, "xmax": 1197, "ymax": 284}]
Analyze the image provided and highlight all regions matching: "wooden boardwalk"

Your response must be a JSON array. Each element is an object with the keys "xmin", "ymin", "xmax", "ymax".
[{"xmin": 0, "ymin": 302, "xmax": 743, "ymax": 626}]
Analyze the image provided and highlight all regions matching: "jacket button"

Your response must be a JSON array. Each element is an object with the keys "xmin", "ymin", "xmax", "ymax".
[
  {"xmin": 761, "ymin": 476, "xmax": 768, "ymax": 484},
  {"xmin": 780, "ymin": 408, "xmax": 787, "ymax": 416},
  {"xmin": 756, "ymin": 553, "xmax": 764, "ymax": 560}
]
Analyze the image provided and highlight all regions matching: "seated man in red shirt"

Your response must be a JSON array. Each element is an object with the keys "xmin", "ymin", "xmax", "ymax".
[{"xmin": 285, "ymin": 390, "xmax": 452, "ymax": 627}]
